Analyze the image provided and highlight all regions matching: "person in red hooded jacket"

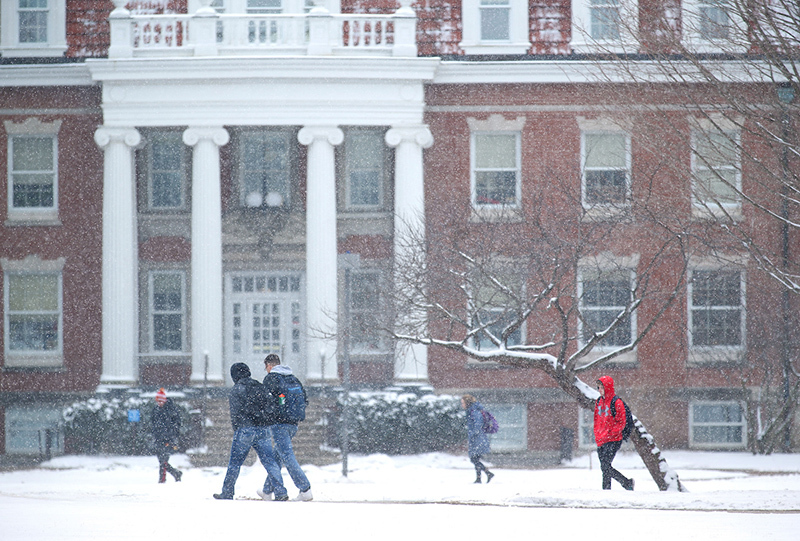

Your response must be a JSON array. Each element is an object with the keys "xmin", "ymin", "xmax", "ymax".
[{"xmin": 594, "ymin": 376, "xmax": 634, "ymax": 491}]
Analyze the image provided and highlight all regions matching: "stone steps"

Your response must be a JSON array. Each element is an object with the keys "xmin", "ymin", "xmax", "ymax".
[{"xmin": 189, "ymin": 392, "xmax": 340, "ymax": 469}]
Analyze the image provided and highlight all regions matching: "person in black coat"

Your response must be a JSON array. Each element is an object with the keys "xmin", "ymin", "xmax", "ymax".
[
  {"xmin": 151, "ymin": 388, "xmax": 182, "ymax": 483},
  {"xmin": 213, "ymin": 363, "xmax": 287, "ymax": 500}
]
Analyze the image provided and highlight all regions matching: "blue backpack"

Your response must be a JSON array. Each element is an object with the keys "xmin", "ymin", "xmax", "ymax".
[
  {"xmin": 481, "ymin": 409, "xmax": 499, "ymax": 434},
  {"xmin": 275, "ymin": 375, "xmax": 306, "ymax": 423}
]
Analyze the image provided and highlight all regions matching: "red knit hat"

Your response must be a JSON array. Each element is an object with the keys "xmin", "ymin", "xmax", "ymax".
[{"xmin": 155, "ymin": 388, "xmax": 167, "ymax": 405}]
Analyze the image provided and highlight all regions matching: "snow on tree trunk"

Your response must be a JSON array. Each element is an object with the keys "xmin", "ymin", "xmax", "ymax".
[{"xmin": 629, "ymin": 412, "xmax": 686, "ymax": 492}]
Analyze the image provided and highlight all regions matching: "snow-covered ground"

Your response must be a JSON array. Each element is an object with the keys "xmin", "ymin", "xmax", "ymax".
[{"xmin": 1, "ymin": 450, "xmax": 798, "ymax": 540}]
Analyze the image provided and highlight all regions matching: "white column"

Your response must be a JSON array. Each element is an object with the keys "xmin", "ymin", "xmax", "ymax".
[
  {"xmin": 95, "ymin": 127, "xmax": 141, "ymax": 385},
  {"xmin": 183, "ymin": 127, "xmax": 229, "ymax": 384},
  {"xmin": 298, "ymin": 126, "xmax": 343, "ymax": 382},
  {"xmin": 386, "ymin": 125, "xmax": 433, "ymax": 381}
]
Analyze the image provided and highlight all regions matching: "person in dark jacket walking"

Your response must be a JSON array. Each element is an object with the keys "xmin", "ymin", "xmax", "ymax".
[
  {"xmin": 461, "ymin": 394, "xmax": 494, "ymax": 484},
  {"xmin": 151, "ymin": 388, "xmax": 182, "ymax": 483},
  {"xmin": 258, "ymin": 354, "xmax": 313, "ymax": 502},
  {"xmin": 213, "ymin": 363, "xmax": 287, "ymax": 500},
  {"xmin": 594, "ymin": 375, "xmax": 634, "ymax": 491}
]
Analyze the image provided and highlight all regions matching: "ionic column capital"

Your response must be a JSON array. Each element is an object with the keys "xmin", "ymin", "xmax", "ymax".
[
  {"xmin": 385, "ymin": 125, "xmax": 433, "ymax": 149},
  {"xmin": 182, "ymin": 126, "xmax": 230, "ymax": 147},
  {"xmin": 298, "ymin": 126, "xmax": 344, "ymax": 147},
  {"xmin": 94, "ymin": 127, "xmax": 141, "ymax": 149}
]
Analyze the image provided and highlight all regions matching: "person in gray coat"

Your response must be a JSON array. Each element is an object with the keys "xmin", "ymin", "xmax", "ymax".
[{"xmin": 462, "ymin": 394, "xmax": 494, "ymax": 484}]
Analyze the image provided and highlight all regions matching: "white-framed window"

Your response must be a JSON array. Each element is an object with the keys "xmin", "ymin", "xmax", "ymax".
[
  {"xmin": 571, "ymin": 0, "xmax": 638, "ymax": 53},
  {"xmin": 688, "ymin": 265, "xmax": 745, "ymax": 363},
  {"xmin": 344, "ymin": 129, "xmax": 385, "ymax": 211},
  {"xmin": 5, "ymin": 118, "xmax": 61, "ymax": 225},
  {"xmin": 145, "ymin": 131, "xmax": 188, "ymax": 211},
  {"xmin": 149, "ymin": 271, "xmax": 187, "ymax": 352},
  {"xmin": 468, "ymin": 115, "xmax": 525, "ymax": 220},
  {"xmin": 690, "ymin": 117, "xmax": 742, "ymax": 219},
  {"xmin": 239, "ymin": 130, "xmax": 291, "ymax": 209},
  {"xmin": 689, "ymin": 401, "xmax": 746, "ymax": 449},
  {"xmin": 0, "ymin": 0, "xmax": 67, "ymax": 57},
  {"xmin": 580, "ymin": 124, "xmax": 631, "ymax": 215},
  {"xmin": 2, "ymin": 256, "xmax": 65, "ymax": 368},
  {"xmin": 682, "ymin": 0, "xmax": 748, "ymax": 53},
  {"xmin": 577, "ymin": 253, "xmax": 639, "ymax": 365},
  {"xmin": 459, "ymin": 0, "xmax": 531, "ymax": 55},
  {"xmin": 578, "ymin": 408, "xmax": 596, "ymax": 448},
  {"xmin": 4, "ymin": 405, "xmax": 64, "ymax": 455},
  {"xmin": 347, "ymin": 269, "xmax": 390, "ymax": 354},
  {"xmin": 484, "ymin": 403, "xmax": 527, "ymax": 451},
  {"xmin": 467, "ymin": 257, "xmax": 525, "ymax": 353}
]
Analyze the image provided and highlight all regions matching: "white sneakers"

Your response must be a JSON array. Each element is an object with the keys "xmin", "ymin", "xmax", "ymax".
[{"xmin": 258, "ymin": 488, "xmax": 313, "ymax": 501}]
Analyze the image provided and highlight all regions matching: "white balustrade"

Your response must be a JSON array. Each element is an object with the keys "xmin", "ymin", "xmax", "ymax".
[{"xmin": 108, "ymin": 9, "xmax": 416, "ymax": 58}]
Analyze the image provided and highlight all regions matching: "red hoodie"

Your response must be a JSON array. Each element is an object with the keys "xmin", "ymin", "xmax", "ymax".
[{"xmin": 593, "ymin": 375, "xmax": 626, "ymax": 446}]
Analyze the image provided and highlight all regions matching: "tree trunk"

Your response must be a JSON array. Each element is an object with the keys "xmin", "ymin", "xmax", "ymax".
[{"xmin": 629, "ymin": 412, "xmax": 687, "ymax": 492}]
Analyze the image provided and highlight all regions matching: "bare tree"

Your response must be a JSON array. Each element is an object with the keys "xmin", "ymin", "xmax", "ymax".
[{"xmin": 389, "ymin": 173, "xmax": 689, "ymax": 490}]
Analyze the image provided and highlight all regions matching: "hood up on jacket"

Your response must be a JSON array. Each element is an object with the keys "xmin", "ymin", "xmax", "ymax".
[
  {"xmin": 597, "ymin": 375, "xmax": 616, "ymax": 402},
  {"xmin": 270, "ymin": 364, "xmax": 294, "ymax": 376},
  {"xmin": 230, "ymin": 362, "xmax": 251, "ymax": 383}
]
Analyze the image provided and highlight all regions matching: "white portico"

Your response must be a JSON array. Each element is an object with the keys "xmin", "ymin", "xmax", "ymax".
[{"xmin": 88, "ymin": 2, "xmax": 437, "ymax": 386}]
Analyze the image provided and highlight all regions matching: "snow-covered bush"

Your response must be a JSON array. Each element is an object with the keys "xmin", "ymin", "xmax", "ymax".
[
  {"xmin": 331, "ymin": 391, "xmax": 464, "ymax": 454},
  {"xmin": 62, "ymin": 395, "xmax": 195, "ymax": 455}
]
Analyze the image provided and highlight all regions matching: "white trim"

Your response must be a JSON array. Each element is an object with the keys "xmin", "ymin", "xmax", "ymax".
[
  {"xmin": 459, "ymin": 0, "xmax": 532, "ymax": 56},
  {"xmin": 689, "ymin": 400, "xmax": 747, "ymax": 449},
  {"xmin": 2, "ymin": 256, "xmax": 65, "ymax": 368},
  {"xmin": 5, "ymin": 119, "xmax": 61, "ymax": 225},
  {"xmin": 687, "ymin": 265, "xmax": 746, "ymax": 364},
  {"xmin": 0, "ymin": 0, "xmax": 67, "ymax": 58},
  {"xmin": 681, "ymin": 0, "xmax": 749, "ymax": 54},
  {"xmin": 571, "ymin": 0, "xmax": 639, "ymax": 54}
]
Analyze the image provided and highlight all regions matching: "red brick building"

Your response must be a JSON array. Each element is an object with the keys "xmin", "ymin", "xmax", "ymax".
[{"xmin": 0, "ymin": 0, "xmax": 797, "ymax": 461}]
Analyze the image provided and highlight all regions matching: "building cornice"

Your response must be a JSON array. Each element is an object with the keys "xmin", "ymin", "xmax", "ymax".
[{"xmin": 0, "ymin": 63, "xmax": 94, "ymax": 87}]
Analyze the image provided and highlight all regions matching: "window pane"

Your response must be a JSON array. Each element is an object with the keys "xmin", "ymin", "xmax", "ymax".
[
  {"xmin": 9, "ymin": 315, "xmax": 59, "ymax": 351},
  {"xmin": 475, "ymin": 134, "xmax": 516, "ymax": 168},
  {"xmin": 474, "ymin": 309, "xmax": 522, "ymax": 350},
  {"xmin": 585, "ymin": 170, "xmax": 627, "ymax": 205},
  {"xmin": 153, "ymin": 273, "xmax": 182, "ymax": 311},
  {"xmin": 699, "ymin": 2, "xmax": 730, "ymax": 40},
  {"xmin": 692, "ymin": 271, "xmax": 740, "ymax": 306},
  {"xmin": 153, "ymin": 314, "xmax": 182, "ymax": 351},
  {"xmin": 19, "ymin": 10, "xmax": 48, "ymax": 44},
  {"xmin": 590, "ymin": 0, "xmax": 621, "ymax": 40},
  {"xmin": 13, "ymin": 137, "xmax": 52, "ymax": 170},
  {"xmin": 480, "ymin": 0, "xmax": 510, "ymax": 41},
  {"xmin": 150, "ymin": 134, "xmax": 183, "ymax": 208},
  {"xmin": 585, "ymin": 134, "xmax": 626, "ymax": 168},
  {"xmin": 695, "ymin": 131, "xmax": 737, "ymax": 167},
  {"xmin": 475, "ymin": 171, "xmax": 517, "ymax": 205},
  {"xmin": 5, "ymin": 406, "xmax": 63, "ymax": 456},
  {"xmin": 694, "ymin": 403, "xmax": 742, "ymax": 423},
  {"xmin": 695, "ymin": 169, "xmax": 738, "ymax": 203},
  {"xmin": 347, "ymin": 132, "xmax": 383, "ymax": 207},
  {"xmin": 9, "ymin": 275, "xmax": 58, "ymax": 311},
  {"xmin": 241, "ymin": 132, "xmax": 290, "ymax": 205}
]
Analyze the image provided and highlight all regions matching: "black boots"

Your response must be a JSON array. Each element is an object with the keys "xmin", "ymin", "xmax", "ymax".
[{"xmin": 474, "ymin": 470, "xmax": 494, "ymax": 484}]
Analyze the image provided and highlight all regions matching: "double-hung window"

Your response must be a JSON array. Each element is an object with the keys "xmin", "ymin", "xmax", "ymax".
[
  {"xmin": 344, "ymin": 130, "xmax": 385, "ymax": 211},
  {"xmin": 239, "ymin": 130, "xmax": 291, "ymax": 209},
  {"xmin": 150, "ymin": 271, "xmax": 186, "ymax": 352},
  {"xmin": 581, "ymin": 128, "xmax": 631, "ymax": 215},
  {"xmin": 5, "ymin": 119, "xmax": 61, "ymax": 224},
  {"xmin": 691, "ymin": 117, "xmax": 742, "ymax": 219},
  {"xmin": 459, "ymin": 0, "xmax": 531, "ymax": 55},
  {"xmin": 682, "ymin": 0, "xmax": 747, "ymax": 53},
  {"xmin": 146, "ymin": 131, "xmax": 187, "ymax": 211},
  {"xmin": 577, "ymin": 254, "xmax": 639, "ymax": 365},
  {"xmin": 2, "ymin": 256, "xmax": 65, "ymax": 368},
  {"xmin": 469, "ymin": 259, "xmax": 525, "ymax": 352},
  {"xmin": 688, "ymin": 267, "xmax": 745, "ymax": 363},
  {"xmin": 571, "ymin": 0, "xmax": 638, "ymax": 53},
  {"xmin": 469, "ymin": 115, "xmax": 525, "ymax": 220},
  {"xmin": 483, "ymin": 403, "xmax": 527, "ymax": 451},
  {"xmin": 689, "ymin": 401, "xmax": 746, "ymax": 448},
  {"xmin": 348, "ymin": 269, "xmax": 390, "ymax": 354},
  {"xmin": 0, "ymin": 0, "xmax": 67, "ymax": 57}
]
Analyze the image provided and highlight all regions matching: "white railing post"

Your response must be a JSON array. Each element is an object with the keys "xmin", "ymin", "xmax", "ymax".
[
  {"xmin": 393, "ymin": 0, "xmax": 417, "ymax": 57},
  {"xmin": 108, "ymin": 0, "xmax": 133, "ymax": 58},
  {"xmin": 190, "ymin": 0, "xmax": 219, "ymax": 56},
  {"xmin": 307, "ymin": 5, "xmax": 332, "ymax": 55}
]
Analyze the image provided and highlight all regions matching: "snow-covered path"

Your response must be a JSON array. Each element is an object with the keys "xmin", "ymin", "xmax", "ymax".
[{"xmin": 1, "ymin": 451, "xmax": 798, "ymax": 540}]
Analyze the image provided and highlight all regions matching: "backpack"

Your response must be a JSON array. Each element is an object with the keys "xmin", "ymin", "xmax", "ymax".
[
  {"xmin": 274, "ymin": 375, "xmax": 306, "ymax": 423},
  {"xmin": 481, "ymin": 409, "xmax": 499, "ymax": 434},
  {"xmin": 609, "ymin": 396, "xmax": 635, "ymax": 441},
  {"xmin": 245, "ymin": 380, "xmax": 274, "ymax": 425}
]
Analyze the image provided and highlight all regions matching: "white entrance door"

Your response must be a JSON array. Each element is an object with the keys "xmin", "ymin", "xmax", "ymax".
[{"xmin": 225, "ymin": 272, "xmax": 304, "ymax": 382}]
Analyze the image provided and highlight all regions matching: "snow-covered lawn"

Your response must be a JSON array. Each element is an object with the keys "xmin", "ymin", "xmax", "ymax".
[{"xmin": 1, "ymin": 450, "xmax": 798, "ymax": 540}]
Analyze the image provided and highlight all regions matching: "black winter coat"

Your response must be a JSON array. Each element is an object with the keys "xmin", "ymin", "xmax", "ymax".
[
  {"xmin": 151, "ymin": 399, "xmax": 181, "ymax": 445},
  {"xmin": 229, "ymin": 377, "xmax": 272, "ymax": 431}
]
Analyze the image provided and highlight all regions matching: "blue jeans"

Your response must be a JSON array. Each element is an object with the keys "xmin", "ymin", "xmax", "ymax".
[
  {"xmin": 220, "ymin": 426, "xmax": 286, "ymax": 498},
  {"xmin": 262, "ymin": 424, "xmax": 310, "ymax": 493}
]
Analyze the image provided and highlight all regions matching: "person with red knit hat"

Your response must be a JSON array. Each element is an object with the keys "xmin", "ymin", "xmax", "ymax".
[
  {"xmin": 151, "ymin": 388, "xmax": 182, "ymax": 483},
  {"xmin": 594, "ymin": 376, "xmax": 634, "ymax": 491}
]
